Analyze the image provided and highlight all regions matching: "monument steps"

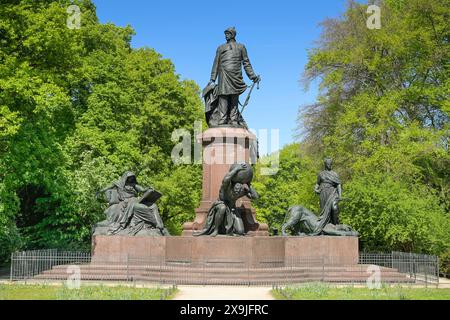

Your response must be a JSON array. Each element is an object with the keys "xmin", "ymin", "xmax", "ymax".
[{"xmin": 34, "ymin": 263, "xmax": 415, "ymax": 284}]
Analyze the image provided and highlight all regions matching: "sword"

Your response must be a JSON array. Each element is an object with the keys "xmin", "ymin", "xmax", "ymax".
[{"xmin": 240, "ymin": 76, "xmax": 260, "ymax": 114}]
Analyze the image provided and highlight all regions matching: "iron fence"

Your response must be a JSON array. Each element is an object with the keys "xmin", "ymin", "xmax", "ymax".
[
  {"xmin": 9, "ymin": 250, "xmax": 440, "ymax": 286},
  {"xmin": 10, "ymin": 249, "xmax": 91, "ymax": 281}
]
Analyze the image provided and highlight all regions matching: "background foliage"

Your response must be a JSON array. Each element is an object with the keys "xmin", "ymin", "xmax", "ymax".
[
  {"xmin": 0, "ymin": 0, "xmax": 203, "ymax": 262},
  {"xmin": 254, "ymin": 0, "xmax": 449, "ymax": 275}
]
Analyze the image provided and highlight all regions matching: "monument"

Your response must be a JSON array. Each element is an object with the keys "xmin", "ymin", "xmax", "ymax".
[
  {"xmin": 90, "ymin": 28, "xmax": 358, "ymax": 273},
  {"xmin": 31, "ymin": 28, "xmax": 419, "ymax": 286},
  {"xmin": 182, "ymin": 27, "xmax": 268, "ymax": 236}
]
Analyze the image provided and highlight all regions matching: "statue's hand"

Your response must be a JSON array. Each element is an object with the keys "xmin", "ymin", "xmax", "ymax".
[
  {"xmin": 252, "ymin": 75, "xmax": 261, "ymax": 83},
  {"xmin": 239, "ymin": 163, "xmax": 248, "ymax": 170}
]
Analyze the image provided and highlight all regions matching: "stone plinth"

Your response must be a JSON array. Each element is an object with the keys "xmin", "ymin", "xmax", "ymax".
[
  {"xmin": 91, "ymin": 235, "xmax": 359, "ymax": 266},
  {"xmin": 182, "ymin": 127, "xmax": 268, "ymax": 236}
]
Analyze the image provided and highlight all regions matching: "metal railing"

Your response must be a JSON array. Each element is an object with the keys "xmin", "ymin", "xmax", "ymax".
[
  {"xmin": 10, "ymin": 249, "xmax": 91, "ymax": 281},
  {"xmin": 9, "ymin": 250, "xmax": 439, "ymax": 286}
]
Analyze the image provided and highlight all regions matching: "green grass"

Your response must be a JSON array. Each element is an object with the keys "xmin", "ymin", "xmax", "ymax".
[
  {"xmin": 0, "ymin": 283, "xmax": 178, "ymax": 300},
  {"xmin": 272, "ymin": 283, "xmax": 450, "ymax": 300}
]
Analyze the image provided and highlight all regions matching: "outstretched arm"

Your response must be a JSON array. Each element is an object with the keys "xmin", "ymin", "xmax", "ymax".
[
  {"xmin": 135, "ymin": 184, "xmax": 153, "ymax": 193},
  {"xmin": 96, "ymin": 183, "xmax": 115, "ymax": 199}
]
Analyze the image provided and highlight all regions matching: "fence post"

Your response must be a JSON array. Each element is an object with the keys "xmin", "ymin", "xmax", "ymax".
[
  {"xmin": 391, "ymin": 252, "xmax": 393, "ymax": 269},
  {"xmin": 247, "ymin": 258, "xmax": 250, "ymax": 287},
  {"xmin": 436, "ymin": 256, "xmax": 439, "ymax": 288},
  {"xmin": 159, "ymin": 258, "xmax": 162, "ymax": 285},
  {"xmin": 25, "ymin": 251, "xmax": 29, "ymax": 282},
  {"xmin": 321, "ymin": 256, "xmax": 325, "ymax": 282},
  {"xmin": 10, "ymin": 252, "xmax": 14, "ymax": 281},
  {"xmin": 202, "ymin": 259, "xmax": 205, "ymax": 286},
  {"xmin": 126, "ymin": 254, "xmax": 129, "ymax": 282}
]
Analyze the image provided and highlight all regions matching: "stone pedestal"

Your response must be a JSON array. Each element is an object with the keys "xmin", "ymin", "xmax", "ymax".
[
  {"xmin": 182, "ymin": 127, "xmax": 269, "ymax": 236},
  {"xmin": 91, "ymin": 235, "xmax": 359, "ymax": 266}
]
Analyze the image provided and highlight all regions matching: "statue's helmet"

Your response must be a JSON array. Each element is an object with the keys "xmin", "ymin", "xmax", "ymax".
[{"xmin": 224, "ymin": 27, "xmax": 237, "ymax": 38}]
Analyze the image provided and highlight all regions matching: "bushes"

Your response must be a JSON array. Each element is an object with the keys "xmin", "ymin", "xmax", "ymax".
[
  {"xmin": 343, "ymin": 173, "xmax": 449, "ymax": 255},
  {"xmin": 0, "ymin": 224, "xmax": 22, "ymax": 264},
  {"xmin": 439, "ymin": 250, "xmax": 450, "ymax": 278},
  {"xmin": 253, "ymin": 144, "xmax": 318, "ymax": 234}
]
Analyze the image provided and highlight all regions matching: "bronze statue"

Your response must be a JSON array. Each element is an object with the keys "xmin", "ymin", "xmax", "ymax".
[
  {"xmin": 194, "ymin": 163, "xmax": 258, "ymax": 237},
  {"xmin": 281, "ymin": 205, "xmax": 358, "ymax": 237},
  {"xmin": 281, "ymin": 158, "xmax": 358, "ymax": 236},
  {"xmin": 314, "ymin": 158, "xmax": 342, "ymax": 225},
  {"xmin": 203, "ymin": 27, "xmax": 260, "ymax": 128},
  {"xmin": 93, "ymin": 172, "xmax": 170, "ymax": 236}
]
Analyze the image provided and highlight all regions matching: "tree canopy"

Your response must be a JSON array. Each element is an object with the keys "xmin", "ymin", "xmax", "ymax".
[
  {"xmin": 255, "ymin": 0, "xmax": 449, "ymax": 274},
  {"xmin": 0, "ymin": 0, "xmax": 204, "ymax": 262}
]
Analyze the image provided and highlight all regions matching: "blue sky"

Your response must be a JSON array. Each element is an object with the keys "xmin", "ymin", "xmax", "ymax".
[{"xmin": 92, "ymin": 0, "xmax": 349, "ymax": 150}]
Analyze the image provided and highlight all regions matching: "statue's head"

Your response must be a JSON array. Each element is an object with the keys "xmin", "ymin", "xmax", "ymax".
[
  {"xmin": 126, "ymin": 175, "xmax": 136, "ymax": 185},
  {"xmin": 233, "ymin": 182, "xmax": 249, "ymax": 197},
  {"xmin": 224, "ymin": 27, "xmax": 236, "ymax": 41},
  {"xmin": 230, "ymin": 163, "xmax": 253, "ymax": 184},
  {"xmin": 115, "ymin": 171, "xmax": 138, "ymax": 190},
  {"xmin": 324, "ymin": 158, "xmax": 333, "ymax": 170},
  {"xmin": 122, "ymin": 171, "xmax": 136, "ymax": 186}
]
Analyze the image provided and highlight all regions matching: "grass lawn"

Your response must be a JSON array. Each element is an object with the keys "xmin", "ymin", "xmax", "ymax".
[
  {"xmin": 0, "ymin": 283, "xmax": 177, "ymax": 300},
  {"xmin": 272, "ymin": 283, "xmax": 450, "ymax": 300}
]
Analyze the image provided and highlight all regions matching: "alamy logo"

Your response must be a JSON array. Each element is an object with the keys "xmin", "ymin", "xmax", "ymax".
[
  {"xmin": 171, "ymin": 121, "xmax": 280, "ymax": 175},
  {"xmin": 66, "ymin": 265, "xmax": 81, "ymax": 289},
  {"xmin": 366, "ymin": 265, "xmax": 381, "ymax": 289},
  {"xmin": 67, "ymin": 5, "xmax": 81, "ymax": 30},
  {"xmin": 366, "ymin": 5, "xmax": 381, "ymax": 30}
]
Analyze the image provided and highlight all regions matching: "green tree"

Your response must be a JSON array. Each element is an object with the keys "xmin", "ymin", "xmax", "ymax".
[
  {"xmin": 0, "ymin": 0, "xmax": 204, "ymax": 262},
  {"xmin": 296, "ymin": 0, "xmax": 449, "ymax": 263},
  {"xmin": 253, "ymin": 144, "xmax": 319, "ymax": 234},
  {"xmin": 343, "ymin": 173, "xmax": 449, "ymax": 254}
]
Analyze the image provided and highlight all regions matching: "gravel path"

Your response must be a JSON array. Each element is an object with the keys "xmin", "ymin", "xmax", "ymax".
[{"xmin": 173, "ymin": 286, "xmax": 275, "ymax": 300}]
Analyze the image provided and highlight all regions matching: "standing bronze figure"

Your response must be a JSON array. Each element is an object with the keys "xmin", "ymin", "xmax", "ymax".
[
  {"xmin": 203, "ymin": 27, "xmax": 260, "ymax": 127},
  {"xmin": 314, "ymin": 158, "xmax": 342, "ymax": 225}
]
